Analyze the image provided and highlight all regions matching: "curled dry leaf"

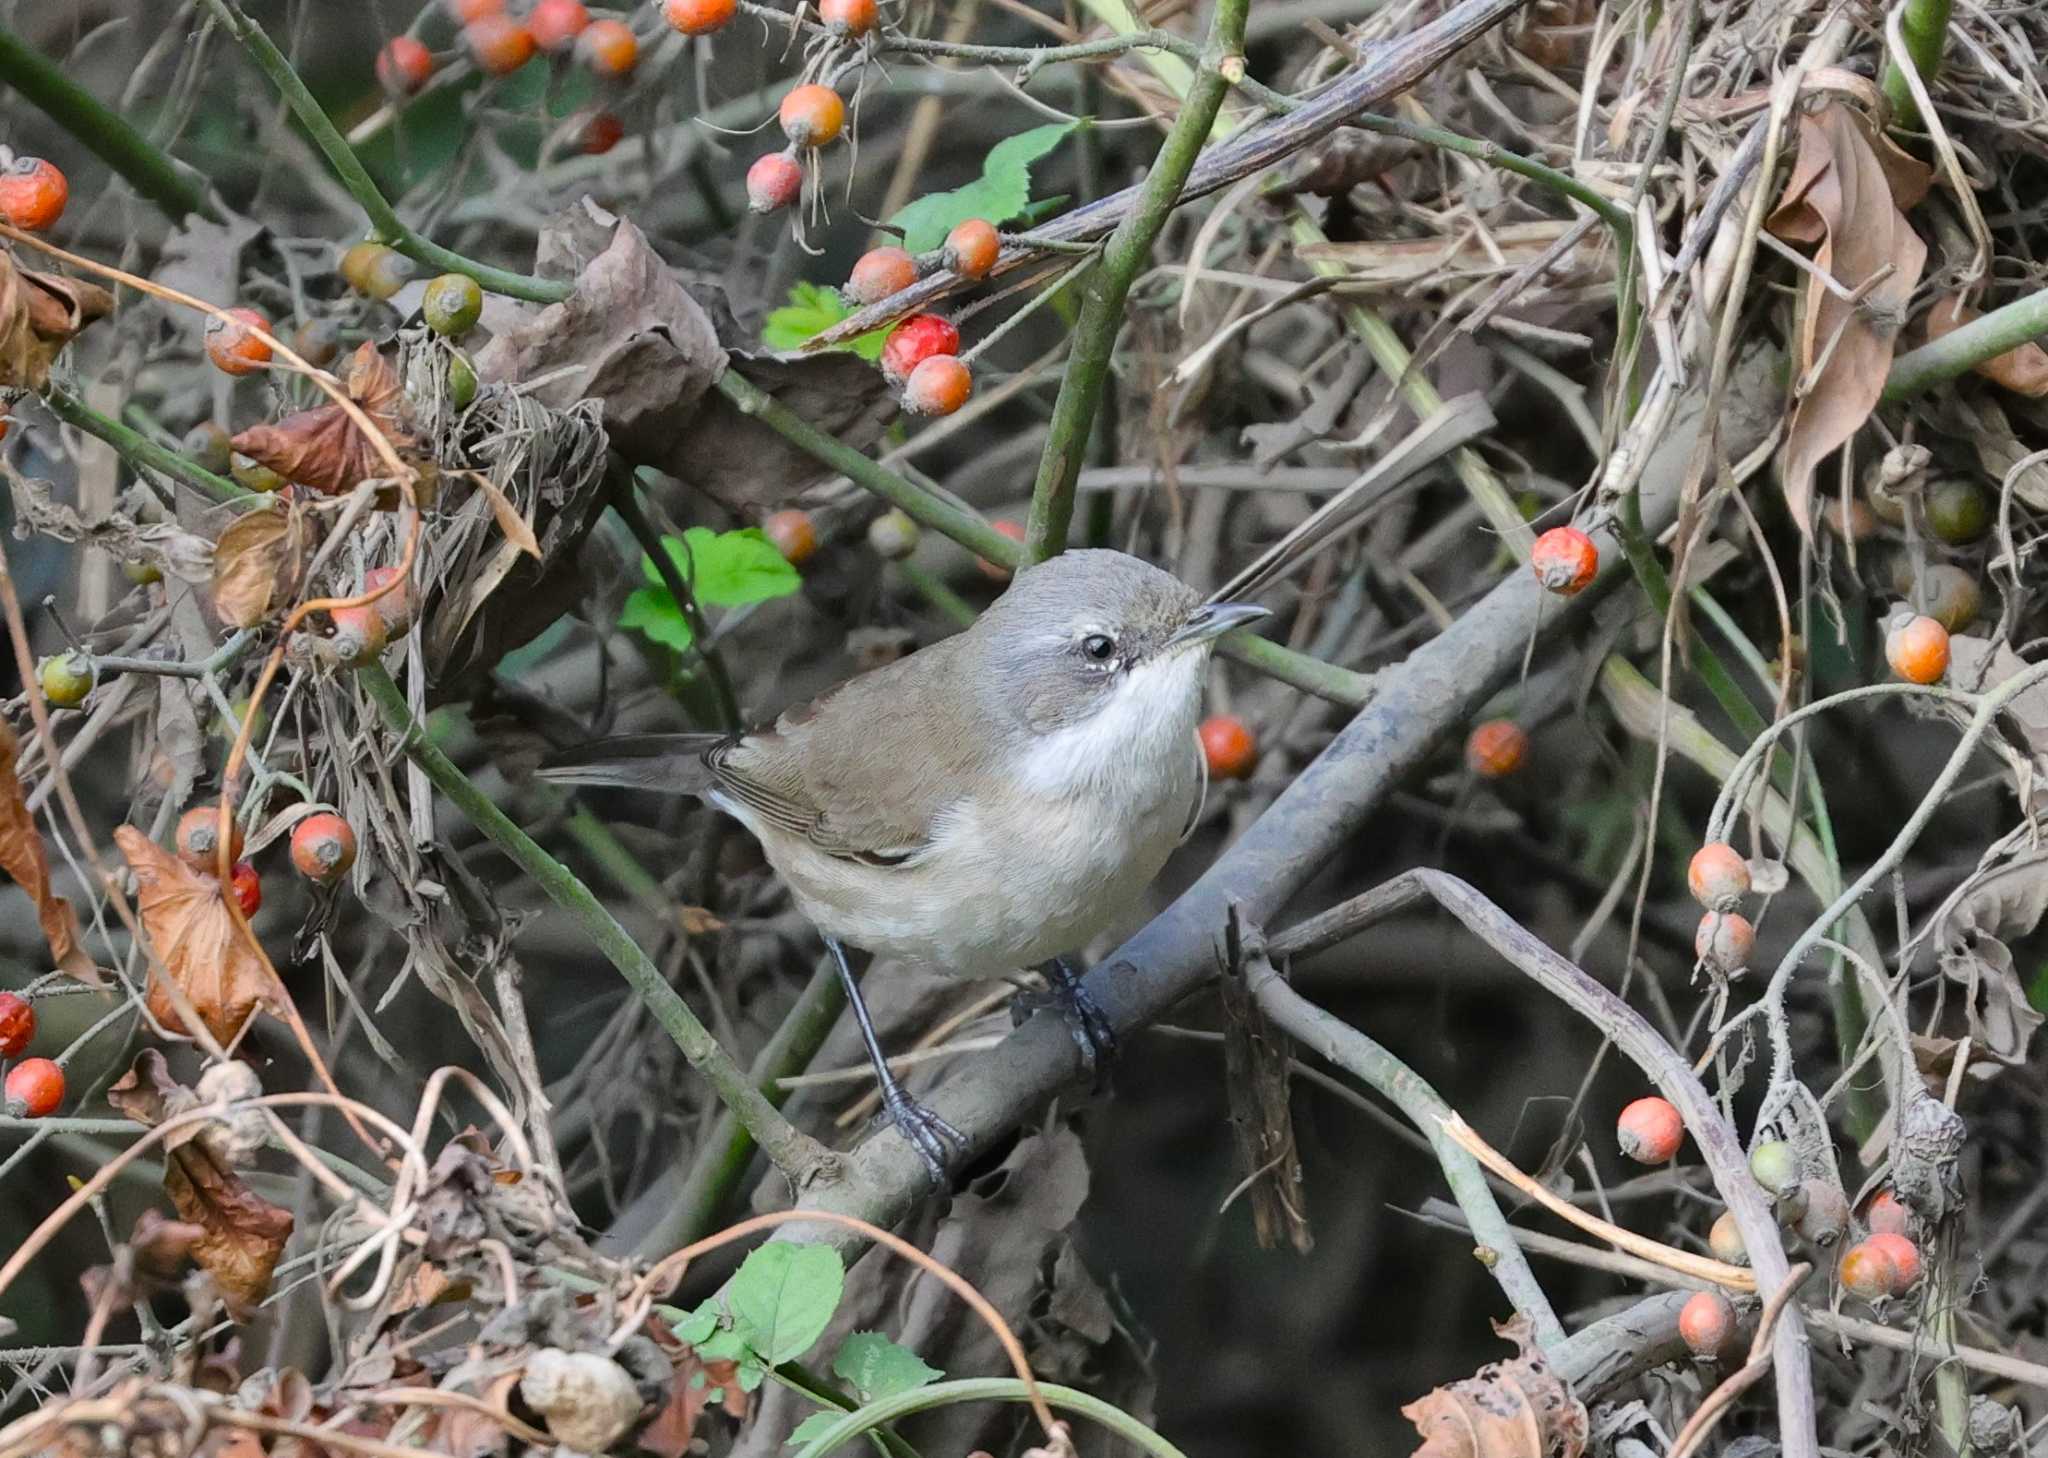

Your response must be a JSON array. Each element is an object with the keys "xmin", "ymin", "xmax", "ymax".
[
  {"xmin": 0, "ymin": 721, "xmax": 100, "ymax": 983},
  {"xmin": 1766, "ymin": 103, "xmax": 1930, "ymax": 536},
  {"xmin": 115, "ymin": 825, "xmax": 278, "ymax": 1045},
  {"xmin": 1936, "ymin": 850, "xmax": 2048, "ymax": 1064},
  {"xmin": 1924, "ymin": 295, "xmax": 2048, "ymax": 398},
  {"xmin": 231, "ymin": 341, "xmax": 415, "ymax": 497},
  {"xmin": 0, "ymin": 249, "xmax": 114, "ymax": 391},
  {"xmin": 1401, "ymin": 1315, "xmax": 1587, "ymax": 1458},
  {"xmin": 209, "ymin": 499, "xmax": 312, "ymax": 629}
]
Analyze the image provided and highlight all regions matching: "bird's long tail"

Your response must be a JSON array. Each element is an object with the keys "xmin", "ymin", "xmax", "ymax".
[{"xmin": 535, "ymin": 733, "xmax": 727, "ymax": 793}]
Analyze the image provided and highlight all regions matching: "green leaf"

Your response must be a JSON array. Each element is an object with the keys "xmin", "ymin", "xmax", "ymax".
[
  {"xmin": 619, "ymin": 586, "xmax": 693, "ymax": 652},
  {"xmin": 635, "ymin": 527, "xmax": 801, "ymax": 619},
  {"xmin": 763, "ymin": 281, "xmax": 890, "ymax": 361},
  {"xmin": 889, "ymin": 122, "xmax": 1076, "ymax": 253},
  {"xmin": 728, "ymin": 1244, "xmax": 844, "ymax": 1367},
  {"xmin": 673, "ymin": 1300, "xmax": 720, "ymax": 1346},
  {"xmin": 786, "ymin": 1411, "xmax": 844, "ymax": 1446},
  {"xmin": 832, "ymin": 1332, "xmax": 941, "ymax": 1403}
]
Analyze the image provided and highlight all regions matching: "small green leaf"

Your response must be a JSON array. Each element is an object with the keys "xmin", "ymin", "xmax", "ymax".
[
  {"xmin": 786, "ymin": 1411, "xmax": 844, "ymax": 1446},
  {"xmin": 640, "ymin": 527, "xmax": 802, "ymax": 608},
  {"xmin": 673, "ymin": 1300, "xmax": 720, "ymax": 1346},
  {"xmin": 889, "ymin": 121, "xmax": 1076, "ymax": 253},
  {"xmin": 763, "ymin": 281, "xmax": 890, "ymax": 361},
  {"xmin": 832, "ymin": 1331, "xmax": 941, "ymax": 1403},
  {"xmin": 619, "ymin": 586, "xmax": 693, "ymax": 652},
  {"xmin": 729, "ymin": 1244, "xmax": 844, "ymax": 1367}
]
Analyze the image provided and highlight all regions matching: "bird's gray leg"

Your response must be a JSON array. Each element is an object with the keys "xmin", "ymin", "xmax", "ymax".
[
  {"xmin": 1015, "ymin": 956, "xmax": 1118, "ymax": 1087},
  {"xmin": 824, "ymin": 937, "xmax": 964, "ymax": 1181}
]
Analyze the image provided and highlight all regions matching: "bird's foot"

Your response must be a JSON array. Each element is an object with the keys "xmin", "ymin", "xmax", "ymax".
[
  {"xmin": 1014, "ymin": 958, "xmax": 1119, "ymax": 1089},
  {"xmin": 880, "ymin": 1082, "xmax": 966, "ymax": 1183}
]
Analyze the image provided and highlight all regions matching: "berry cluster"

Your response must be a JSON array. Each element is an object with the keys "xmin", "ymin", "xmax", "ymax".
[{"xmin": 0, "ymin": 991, "xmax": 61, "ymax": 1119}]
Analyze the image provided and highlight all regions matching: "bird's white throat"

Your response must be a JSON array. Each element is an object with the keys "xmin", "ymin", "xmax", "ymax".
[{"xmin": 1010, "ymin": 648, "xmax": 1206, "ymax": 808}]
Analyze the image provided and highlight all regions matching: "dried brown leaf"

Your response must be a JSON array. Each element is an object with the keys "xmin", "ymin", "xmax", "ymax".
[
  {"xmin": 231, "ymin": 341, "xmax": 412, "ymax": 496},
  {"xmin": 0, "ymin": 250, "xmax": 113, "ymax": 391},
  {"xmin": 467, "ymin": 470, "xmax": 541, "ymax": 559},
  {"xmin": 115, "ymin": 825, "xmax": 278, "ymax": 1045},
  {"xmin": 0, "ymin": 721, "xmax": 99, "ymax": 983},
  {"xmin": 1936, "ymin": 852, "xmax": 2048, "ymax": 1064},
  {"xmin": 107, "ymin": 1047, "xmax": 201, "ymax": 1135},
  {"xmin": 209, "ymin": 500, "xmax": 311, "ymax": 629},
  {"xmin": 1401, "ymin": 1316, "xmax": 1587, "ymax": 1458},
  {"xmin": 640, "ymin": 1334, "xmax": 747, "ymax": 1457},
  {"xmin": 1924, "ymin": 294, "xmax": 2048, "ymax": 397},
  {"xmin": 1767, "ymin": 104, "xmax": 1931, "ymax": 535}
]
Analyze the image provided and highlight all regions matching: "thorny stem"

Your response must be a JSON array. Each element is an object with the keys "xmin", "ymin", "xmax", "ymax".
[
  {"xmin": 198, "ymin": 0, "xmax": 570, "ymax": 304},
  {"xmin": 1883, "ymin": 285, "xmax": 2048, "ymax": 400},
  {"xmin": 42, "ymin": 386, "xmax": 250, "ymax": 506},
  {"xmin": 0, "ymin": 25, "xmax": 217, "ymax": 222},
  {"xmin": 1022, "ymin": 0, "xmax": 1246, "ymax": 561},
  {"xmin": 356, "ymin": 663, "xmax": 831, "ymax": 1184},
  {"xmin": 711, "ymin": 367, "xmax": 1375, "ymax": 705},
  {"xmin": 1879, "ymin": 0, "xmax": 1954, "ymax": 131}
]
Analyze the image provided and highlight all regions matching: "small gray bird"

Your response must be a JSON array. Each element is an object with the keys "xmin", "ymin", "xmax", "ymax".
[{"xmin": 540, "ymin": 548, "xmax": 1267, "ymax": 1174}]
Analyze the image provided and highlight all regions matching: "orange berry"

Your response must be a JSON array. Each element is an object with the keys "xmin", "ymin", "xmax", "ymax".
[
  {"xmin": 779, "ymin": 84, "xmax": 846, "ymax": 147},
  {"xmin": 763, "ymin": 509, "xmax": 817, "ymax": 566},
  {"xmin": 466, "ymin": 15, "xmax": 537, "ymax": 74},
  {"xmin": 1707, "ymin": 1210, "xmax": 1748, "ymax": 1267},
  {"xmin": 1687, "ymin": 842, "xmax": 1750, "ymax": 911},
  {"xmin": 1820, "ymin": 495, "xmax": 1878, "ymax": 542},
  {"xmin": 176, "ymin": 805, "xmax": 245, "ymax": 871},
  {"xmin": 330, "ymin": 602, "xmax": 389, "ymax": 665},
  {"xmin": 1865, "ymin": 1189, "xmax": 1910, "ymax": 1237},
  {"xmin": 1886, "ymin": 613, "xmax": 1949, "ymax": 685},
  {"xmin": 1695, "ymin": 911, "xmax": 1754, "ymax": 974},
  {"xmin": 577, "ymin": 18, "xmax": 638, "ymax": 74},
  {"xmin": 1616, "ymin": 1096, "xmax": 1683, "ymax": 1164},
  {"xmin": 291, "ymin": 812, "xmax": 359, "ymax": 886},
  {"xmin": 445, "ymin": 0, "xmax": 504, "ymax": 18},
  {"xmin": 376, "ymin": 36, "xmax": 435, "ymax": 95},
  {"xmin": 0, "ymin": 157, "xmax": 68, "ymax": 232},
  {"xmin": 1863, "ymin": 1232, "xmax": 1921, "ymax": 1293},
  {"xmin": 1464, "ymin": 719, "xmax": 1527, "ymax": 778},
  {"xmin": 364, "ymin": 565, "xmax": 414, "ymax": 635},
  {"xmin": 229, "ymin": 860, "xmax": 262, "ymax": 918},
  {"xmin": 943, "ymin": 218, "xmax": 999, "ymax": 280},
  {"xmin": 1530, "ymin": 525, "xmax": 1598, "ymax": 596},
  {"xmin": 580, "ymin": 112, "xmax": 625, "ymax": 155},
  {"xmin": 901, "ymin": 354, "xmax": 971, "ymax": 416},
  {"xmin": 846, "ymin": 247, "xmax": 918, "ymax": 305},
  {"xmin": 879, "ymin": 314, "xmax": 960, "ymax": 385},
  {"xmin": 819, "ymin": 0, "xmax": 879, "ymax": 34},
  {"xmin": 746, "ymin": 152, "xmax": 803, "ymax": 213},
  {"xmin": 976, "ymin": 518, "xmax": 1025, "ymax": 581},
  {"xmin": 204, "ymin": 307, "xmax": 272, "ymax": 377},
  {"xmin": 340, "ymin": 241, "xmax": 415, "ymax": 300},
  {"xmin": 0, "ymin": 992, "xmax": 35, "ymax": 1058},
  {"xmin": 529, "ymin": 0, "xmax": 590, "ymax": 50},
  {"xmin": 4, "ymin": 1057, "xmax": 63, "ymax": 1118},
  {"xmin": 1200, "ymin": 715, "xmax": 1259, "ymax": 781},
  {"xmin": 1678, "ymin": 1290, "xmax": 1736, "ymax": 1360},
  {"xmin": 1838, "ymin": 1239, "xmax": 1897, "ymax": 1301},
  {"xmin": 663, "ymin": 0, "xmax": 737, "ymax": 34}
]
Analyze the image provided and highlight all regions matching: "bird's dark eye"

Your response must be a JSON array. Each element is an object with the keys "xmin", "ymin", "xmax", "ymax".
[{"xmin": 1082, "ymin": 633, "xmax": 1116, "ymax": 662}]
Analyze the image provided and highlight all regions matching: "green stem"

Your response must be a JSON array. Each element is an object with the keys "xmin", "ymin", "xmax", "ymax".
[
  {"xmin": 0, "ymin": 25, "xmax": 216, "ymax": 222},
  {"xmin": 1350, "ymin": 114, "xmax": 1633, "ymax": 236},
  {"xmin": 771, "ymin": 1361, "xmax": 921, "ymax": 1458},
  {"xmin": 1883, "ymin": 286, "xmax": 2048, "ymax": 400},
  {"xmin": 357, "ymin": 664, "xmax": 828, "ymax": 1180},
  {"xmin": 1022, "ymin": 0, "xmax": 1246, "ymax": 561},
  {"xmin": 199, "ymin": 0, "xmax": 569, "ymax": 304},
  {"xmin": 790, "ymin": 1379, "xmax": 1186, "ymax": 1458},
  {"xmin": 44, "ymin": 385, "xmax": 249, "ymax": 505},
  {"xmin": 1879, "ymin": 0, "xmax": 1953, "ymax": 130},
  {"xmin": 561, "ymin": 805, "xmax": 672, "ymax": 923},
  {"xmin": 896, "ymin": 560, "xmax": 978, "ymax": 629}
]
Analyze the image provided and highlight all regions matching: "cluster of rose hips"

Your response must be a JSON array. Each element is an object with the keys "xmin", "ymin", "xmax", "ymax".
[
  {"xmin": 0, "ymin": 990, "xmax": 62, "ymax": 1119},
  {"xmin": 173, "ymin": 801, "xmax": 362, "ymax": 922},
  {"xmin": 1686, "ymin": 841, "xmax": 1754, "ymax": 975},
  {"xmin": 848, "ymin": 222, "xmax": 1000, "ymax": 417}
]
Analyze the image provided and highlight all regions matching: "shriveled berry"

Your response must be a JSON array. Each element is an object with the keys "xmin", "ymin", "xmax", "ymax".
[
  {"xmin": 204, "ymin": 308, "xmax": 273, "ymax": 376},
  {"xmin": 819, "ymin": 0, "xmax": 879, "ymax": 35},
  {"xmin": 1794, "ymin": 1180, "xmax": 1850, "ymax": 1248},
  {"xmin": 421, "ymin": 273, "xmax": 484, "ymax": 337},
  {"xmin": 847, "ymin": 246, "xmax": 918, "ymax": 305},
  {"xmin": 0, "ymin": 992, "xmax": 35, "ymax": 1058},
  {"xmin": 901, "ymin": 354, "xmax": 971, "ymax": 416},
  {"xmin": 340, "ymin": 241, "xmax": 415, "ymax": 300},
  {"xmin": 0, "ymin": 157, "xmax": 68, "ymax": 232},
  {"xmin": 1678, "ymin": 1290, "xmax": 1736, "ymax": 1360},
  {"xmin": 746, "ymin": 153, "xmax": 803, "ymax": 213},
  {"xmin": 1695, "ymin": 910, "xmax": 1754, "ymax": 973},
  {"xmin": 1616, "ymin": 1096, "xmax": 1682, "ymax": 1164},
  {"xmin": 1687, "ymin": 842, "xmax": 1750, "ymax": 911},
  {"xmin": 230, "ymin": 452, "xmax": 285, "ymax": 493},
  {"xmin": 466, "ymin": 15, "xmax": 537, "ymax": 74},
  {"xmin": 229, "ymin": 860, "xmax": 262, "ymax": 918},
  {"xmin": 1707, "ymin": 1210, "xmax": 1748, "ymax": 1267},
  {"xmin": 1465, "ymin": 719, "xmax": 1528, "ymax": 778},
  {"xmin": 291, "ymin": 812, "xmax": 358, "ymax": 885},
  {"xmin": 1748, "ymin": 1139, "xmax": 1798, "ymax": 1197},
  {"xmin": 184, "ymin": 421, "xmax": 232, "ymax": 471},
  {"xmin": 177, "ymin": 805, "xmax": 245, "ymax": 871},
  {"xmin": 1864, "ymin": 1231, "xmax": 1921, "ymax": 1293},
  {"xmin": 446, "ymin": 352, "xmax": 479, "ymax": 409},
  {"xmin": 292, "ymin": 318, "xmax": 343, "ymax": 368},
  {"xmin": 866, "ymin": 508, "xmax": 919, "ymax": 560},
  {"xmin": 1886, "ymin": 613, "xmax": 1949, "ymax": 685},
  {"xmin": 577, "ymin": 18, "xmax": 638, "ymax": 74},
  {"xmin": 663, "ymin": 0, "xmax": 736, "ymax": 34},
  {"xmin": 580, "ymin": 112, "xmax": 625, "ymax": 155},
  {"xmin": 944, "ymin": 218, "xmax": 999, "ymax": 279},
  {"xmin": 1200, "ymin": 715, "xmax": 1258, "ymax": 781},
  {"xmin": 376, "ymin": 35, "xmax": 435, "ymax": 94},
  {"xmin": 778, "ymin": 84, "xmax": 846, "ymax": 147},
  {"xmin": 1838, "ymin": 1239, "xmax": 1897, "ymax": 1301},
  {"xmin": 38, "ymin": 651, "xmax": 94, "ymax": 708},
  {"xmin": 4, "ymin": 1058, "xmax": 63, "ymax": 1118},
  {"xmin": 1865, "ymin": 1189, "xmax": 1910, "ymax": 1236},
  {"xmin": 879, "ymin": 314, "xmax": 960, "ymax": 385},
  {"xmin": 529, "ymin": 0, "xmax": 590, "ymax": 50},
  {"xmin": 1925, "ymin": 477, "xmax": 1990, "ymax": 545},
  {"xmin": 1530, "ymin": 525, "xmax": 1598, "ymax": 596},
  {"xmin": 976, "ymin": 518, "xmax": 1025, "ymax": 581},
  {"xmin": 763, "ymin": 509, "xmax": 817, "ymax": 566}
]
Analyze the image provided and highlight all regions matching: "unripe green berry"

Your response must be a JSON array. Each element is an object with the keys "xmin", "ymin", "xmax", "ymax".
[
  {"xmin": 422, "ymin": 273, "xmax": 484, "ymax": 337},
  {"xmin": 38, "ymin": 650, "xmax": 94, "ymax": 707}
]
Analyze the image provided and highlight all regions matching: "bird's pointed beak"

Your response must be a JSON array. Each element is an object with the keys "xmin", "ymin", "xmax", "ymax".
[{"xmin": 1168, "ymin": 600, "xmax": 1271, "ymax": 651}]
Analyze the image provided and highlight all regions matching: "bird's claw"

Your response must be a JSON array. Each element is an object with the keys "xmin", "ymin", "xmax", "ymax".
[
  {"xmin": 1014, "ymin": 959, "xmax": 1119, "ymax": 1089},
  {"xmin": 881, "ymin": 1084, "xmax": 965, "ymax": 1183}
]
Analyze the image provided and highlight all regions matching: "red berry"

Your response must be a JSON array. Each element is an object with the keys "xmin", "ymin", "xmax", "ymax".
[
  {"xmin": 1200, "ymin": 715, "xmax": 1258, "ymax": 781},
  {"xmin": 847, "ymin": 247, "xmax": 918, "ymax": 305},
  {"xmin": 330, "ymin": 602, "xmax": 389, "ymax": 665},
  {"xmin": 880, "ymin": 314, "xmax": 960, "ymax": 385},
  {"xmin": 976, "ymin": 518, "xmax": 1026, "ymax": 581},
  {"xmin": 446, "ymin": 0, "xmax": 504, "ymax": 18},
  {"xmin": 1838, "ymin": 1239, "xmax": 1897, "ymax": 1301},
  {"xmin": 529, "ymin": 0, "xmax": 590, "ymax": 50},
  {"xmin": 229, "ymin": 860, "xmax": 262, "ymax": 918},
  {"xmin": 1530, "ymin": 525, "xmax": 1598, "ymax": 596},
  {"xmin": 4, "ymin": 1058, "xmax": 63, "ymax": 1117},
  {"xmin": 763, "ymin": 509, "xmax": 817, "ymax": 565},
  {"xmin": 1464, "ymin": 719, "xmax": 1527, "ymax": 778},
  {"xmin": 1886, "ymin": 613, "xmax": 1949, "ymax": 685},
  {"xmin": 580, "ymin": 112, "xmax": 626, "ymax": 155},
  {"xmin": 819, "ymin": 0, "xmax": 879, "ymax": 35},
  {"xmin": 177, "ymin": 805, "xmax": 246, "ymax": 871},
  {"xmin": 204, "ymin": 307, "xmax": 272, "ymax": 376},
  {"xmin": 291, "ymin": 812, "xmax": 359, "ymax": 886},
  {"xmin": 364, "ymin": 565, "xmax": 414, "ymax": 635},
  {"xmin": 663, "ymin": 0, "xmax": 736, "ymax": 34},
  {"xmin": 1864, "ymin": 1232, "xmax": 1921, "ymax": 1293},
  {"xmin": 466, "ymin": 15, "xmax": 537, "ymax": 74},
  {"xmin": 901, "ymin": 354, "xmax": 971, "ymax": 416},
  {"xmin": 1678, "ymin": 1290, "xmax": 1736, "ymax": 1360},
  {"xmin": 1616, "ymin": 1096, "xmax": 1683, "ymax": 1164},
  {"xmin": 1865, "ymin": 1190, "xmax": 1910, "ymax": 1236},
  {"xmin": 376, "ymin": 36, "xmax": 435, "ymax": 95},
  {"xmin": 1695, "ymin": 911, "xmax": 1755, "ymax": 974},
  {"xmin": 746, "ymin": 152, "xmax": 803, "ymax": 213},
  {"xmin": 577, "ymin": 18, "xmax": 638, "ymax": 74},
  {"xmin": 778, "ymin": 84, "xmax": 846, "ymax": 147},
  {"xmin": 944, "ymin": 218, "xmax": 999, "ymax": 279},
  {"xmin": 0, "ymin": 992, "xmax": 34, "ymax": 1059},
  {"xmin": 0, "ymin": 157, "xmax": 68, "ymax": 232},
  {"xmin": 1687, "ymin": 842, "xmax": 1750, "ymax": 911}
]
